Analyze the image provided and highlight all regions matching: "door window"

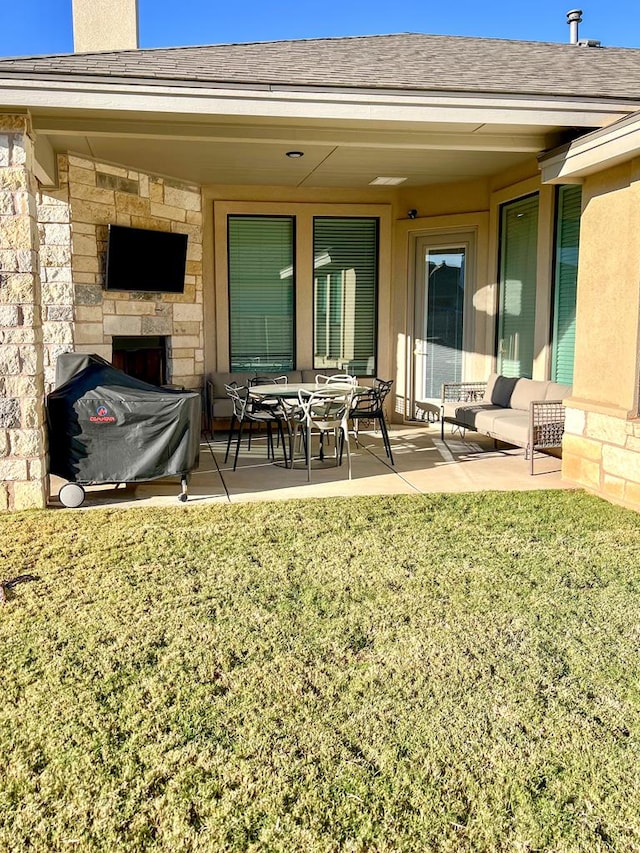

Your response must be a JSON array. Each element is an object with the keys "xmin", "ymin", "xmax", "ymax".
[{"xmin": 497, "ymin": 194, "xmax": 539, "ymax": 378}]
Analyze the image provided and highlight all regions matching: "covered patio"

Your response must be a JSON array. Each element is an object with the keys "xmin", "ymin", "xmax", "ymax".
[
  {"xmin": 4, "ymin": 11, "xmax": 640, "ymax": 513},
  {"xmin": 48, "ymin": 423, "xmax": 572, "ymax": 509}
]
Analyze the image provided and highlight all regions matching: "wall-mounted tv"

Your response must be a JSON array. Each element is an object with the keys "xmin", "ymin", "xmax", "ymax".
[{"xmin": 105, "ymin": 224, "xmax": 188, "ymax": 293}]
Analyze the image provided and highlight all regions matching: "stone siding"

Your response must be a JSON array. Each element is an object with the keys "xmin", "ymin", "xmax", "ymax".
[
  {"xmin": 37, "ymin": 155, "xmax": 205, "ymax": 393},
  {"xmin": 563, "ymin": 407, "xmax": 640, "ymax": 509},
  {"xmin": 39, "ymin": 158, "xmax": 74, "ymax": 390},
  {"xmin": 0, "ymin": 118, "xmax": 47, "ymax": 510},
  {"xmin": 64, "ymin": 155, "xmax": 204, "ymax": 389},
  {"xmin": 2, "ymin": 128, "xmax": 205, "ymax": 510}
]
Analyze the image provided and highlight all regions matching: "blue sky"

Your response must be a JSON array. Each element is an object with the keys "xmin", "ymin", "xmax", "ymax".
[{"xmin": 1, "ymin": 0, "xmax": 639, "ymax": 57}]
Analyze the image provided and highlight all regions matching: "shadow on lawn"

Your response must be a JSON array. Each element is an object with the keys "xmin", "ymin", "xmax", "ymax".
[{"xmin": 0, "ymin": 574, "xmax": 40, "ymax": 603}]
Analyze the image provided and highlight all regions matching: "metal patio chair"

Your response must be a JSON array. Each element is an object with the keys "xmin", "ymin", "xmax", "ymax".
[
  {"xmin": 224, "ymin": 383, "xmax": 289, "ymax": 470},
  {"xmin": 348, "ymin": 378, "xmax": 394, "ymax": 465},
  {"xmin": 293, "ymin": 387, "xmax": 354, "ymax": 481}
]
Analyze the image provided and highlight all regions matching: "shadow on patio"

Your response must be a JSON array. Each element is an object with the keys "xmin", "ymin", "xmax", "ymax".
[{"xmin": 48, "ymin": 422, "xmax": 573, "ymax": 510}]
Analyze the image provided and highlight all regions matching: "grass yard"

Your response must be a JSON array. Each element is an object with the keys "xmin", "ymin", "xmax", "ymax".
[{"xmin": 1, "ymin": 491, "xmax": 640, "ymax": 852}]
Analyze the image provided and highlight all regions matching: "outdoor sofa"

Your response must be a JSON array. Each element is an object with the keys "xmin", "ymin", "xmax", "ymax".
[{"xmin": 440, "ymin": 373, "xmax": 571, "ymax": 474}]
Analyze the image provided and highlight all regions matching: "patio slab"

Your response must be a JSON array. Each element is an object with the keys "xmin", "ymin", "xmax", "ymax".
[{"xmin": 47, "ymin": 422, "xmax": 574, "ymax": 510}]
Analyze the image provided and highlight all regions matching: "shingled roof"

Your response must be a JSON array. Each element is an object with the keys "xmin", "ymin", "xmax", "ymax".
[{"xmin": 1, "ymin": 32, "xmax": 640, "ymax": 101}]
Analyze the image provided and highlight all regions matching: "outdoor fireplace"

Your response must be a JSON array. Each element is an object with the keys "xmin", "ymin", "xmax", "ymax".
[{"xmin": 111, "ymin": 336, "xmax": 168, "ymax": 387}]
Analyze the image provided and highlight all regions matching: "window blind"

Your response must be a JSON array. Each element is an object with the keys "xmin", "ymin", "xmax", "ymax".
[
  {"xmin": 497, "ymin": 194, "xmax": 539, "ymax": 378},
  {"xmin": 551, "ymin": 185, "xmax": 581, "ymax": 385},
  {"xmin": 228, "ymin": 216, "xmax": 294, "ymax": 372},
  {"xmin": 313, "ymin": 217, "xmax": 378, "ymax": 376}
]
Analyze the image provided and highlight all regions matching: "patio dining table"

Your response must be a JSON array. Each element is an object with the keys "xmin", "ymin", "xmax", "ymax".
[
  {"xmin": 249, "ymin": 382, "xmax": 366, "ymax": 469},
  {"xmin": 249, "ymin": 382, "xmax": 367, "ymax": 400}
]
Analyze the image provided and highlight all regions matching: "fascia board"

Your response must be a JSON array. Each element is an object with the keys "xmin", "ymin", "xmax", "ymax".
[
  {"xmin": 540, "ymin": 114, "xmax": 640, "ymax": 182},
  {"xmin": 0, "ymin": 78, "xmax": 638, "ymax": 129}
]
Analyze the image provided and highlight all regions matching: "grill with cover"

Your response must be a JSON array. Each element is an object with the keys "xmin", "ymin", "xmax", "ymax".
[{"xmin": 47, "ymin": 353, "xmax": 201, "ymax": 507}]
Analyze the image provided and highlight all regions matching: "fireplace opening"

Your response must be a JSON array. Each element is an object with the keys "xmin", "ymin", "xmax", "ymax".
[{"xmin": 112, "ymin": 336, "xmax": 168, "ymax": 387}]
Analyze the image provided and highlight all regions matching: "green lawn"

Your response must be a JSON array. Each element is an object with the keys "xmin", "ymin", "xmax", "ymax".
[{"xmin": 1, "ymin": 491, "xmax": 640, "ymax": 852}]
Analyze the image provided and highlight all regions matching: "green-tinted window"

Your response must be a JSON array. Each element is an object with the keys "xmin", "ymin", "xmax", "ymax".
[
  {"xmin": 228, "ymin": 216, "xmax": 294, "ymax": 372},
  {"xmin": 551, "ymin": 185, "xmax": 581, "ymax": 385},
  {"xmin": 497, "ymin": 194, "xmax": 539, "ymax": 378},
  {"xmin": 313, "ymin": 217, "xmax": 378, "ymax": 376}
]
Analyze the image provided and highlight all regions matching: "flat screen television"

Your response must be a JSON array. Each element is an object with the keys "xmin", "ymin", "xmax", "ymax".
[{"xmin": 105, "ymin": 224, "xmax": 188, "ymax": 293}]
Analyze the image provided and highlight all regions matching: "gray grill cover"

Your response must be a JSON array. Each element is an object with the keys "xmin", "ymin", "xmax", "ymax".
[{"xmin": 47, "ymin": 354, "xmax": 201, "ymax": 484}]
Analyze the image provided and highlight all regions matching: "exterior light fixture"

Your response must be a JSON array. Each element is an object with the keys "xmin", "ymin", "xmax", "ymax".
[{"xmin": 286, "ymin": 151, "xmax": 304, "ymax": 158}]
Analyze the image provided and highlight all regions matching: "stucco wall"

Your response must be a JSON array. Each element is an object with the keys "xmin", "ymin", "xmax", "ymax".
[
  {"xmin": 561, "ymin": 159, "xmax": 640, "ymax": 509},
  {"xmin": 205, "ymin": 180, "xmax": 498, "ymax": 421},
  {"xmin": 572, "ymin": 160, "xmax": 640, "ymax": 411}
]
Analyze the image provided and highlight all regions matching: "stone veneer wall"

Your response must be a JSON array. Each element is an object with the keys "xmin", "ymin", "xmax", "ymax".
[
  {"xmin": 44, "ymin": 154, "xmax": 204, "ymax": 392},
  {"xmin": 562, "ymin": 409, "xmax": 640, "ymax": 509},
  {"xmin": 39, "ymin": 157, "xmax": 74, "ymax": 392},
  {"xmin": 1, "ymin": 135, "xmax": 205, "ymax": 511},
  {"xmin": 0, "ymin": 117, "xmax": 48, "ymax": 510}
]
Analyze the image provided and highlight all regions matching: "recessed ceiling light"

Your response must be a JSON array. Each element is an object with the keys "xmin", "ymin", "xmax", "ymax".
[
  {"xmin": 369, "ymin": 176, "xmax": 407, "ymax": 186},
  {"xmin": 286, "ymin": 151, "xmax": 304, "ymax": 158}
]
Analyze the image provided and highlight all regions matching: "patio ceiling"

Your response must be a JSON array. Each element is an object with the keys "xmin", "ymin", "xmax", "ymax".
[
  {"xmin": 30, "ymin": 108, "xmax": 566, "ymax": 188},
  {"xmin": 6, "ymin": 31, "xmax": 640, "ymax": 188}
]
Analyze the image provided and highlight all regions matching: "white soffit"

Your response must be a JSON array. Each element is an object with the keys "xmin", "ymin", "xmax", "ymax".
[
  {"xmin": 49, "ymin": 133, "xmax": 536, "ymax": 187},
  {"xmin": 30, "ymin": 107, "xmax": 559, "ymax": 187}
]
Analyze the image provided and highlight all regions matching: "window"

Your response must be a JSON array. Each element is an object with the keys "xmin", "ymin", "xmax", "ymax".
[
  {"xmin": 313, "ymin": 217, "xmax": 378, "ymax": 375},
  {"xmin": 551, "ymin": 185, "xmax": 581, "ymax": 385},
  {"xmin": 227, "ymin": 216, "xmax": 295, "ymax": 372},
  {"xmin": 497, "ymin": 194, "xmax": 539, "ymax": 378}
]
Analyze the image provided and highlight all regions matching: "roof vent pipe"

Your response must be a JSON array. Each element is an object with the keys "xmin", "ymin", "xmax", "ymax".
[{"xmin": 567, "ymin": 9, "xmax": 583, "ymax": 44}]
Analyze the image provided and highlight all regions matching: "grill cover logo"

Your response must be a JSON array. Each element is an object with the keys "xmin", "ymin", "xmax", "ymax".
[{"xmin": 90, "ymin": 404, "xmax": 116, "ymax": 424}]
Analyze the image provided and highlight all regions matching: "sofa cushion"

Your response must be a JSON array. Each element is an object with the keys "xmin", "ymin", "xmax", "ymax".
[
  {"xmin": 509, "ymin": 379, "xmax": 550, "ymax": 411},
  {"xmin": 251, "ymin": 370, "xmax": 303, "ymax": 385},
  {"xmin": 474, "ymin": 409, "xmax": 530, "ymax": 447},
  {"xmin": 210, "ymin": 372, "xmax": 254, "ymax": 397},
  {"xmin": 484, "ymin": 373, "xmax": 518, "ymax": 407},
  {"xmin": 483, "ymin": 373, "xmax": 499, "ymax": 402},
  {"xmin": 212, "ymin": 397, "xmax": 234, "ymax": 418},
  {"xmin": 444, "ymin": 403, "xmax": 502, "ymax": 430},
  {"xmin": 302, "ymin": 368, "xmax": 353, "ymax": 383},
  {"xmin": 545, "ymin": 382, "xmax": 571, "ymax": 401}
]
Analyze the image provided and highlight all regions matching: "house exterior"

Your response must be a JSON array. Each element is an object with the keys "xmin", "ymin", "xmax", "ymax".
[{"xmin": 2, "ymin": 2, "xmax": 640, "ymax": 511}]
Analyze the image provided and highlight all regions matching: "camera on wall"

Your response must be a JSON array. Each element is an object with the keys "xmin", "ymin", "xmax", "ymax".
[{"xmin": 407, "ymin": 209, "xmax": 418, "ymax": 219}]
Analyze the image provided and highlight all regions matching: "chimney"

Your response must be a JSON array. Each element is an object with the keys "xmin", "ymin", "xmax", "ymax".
[
  {"xmin": 72, "ymin": 0, "xmax": 139, "ymax": 52},
  {"xmin": 566, "ymin": 9, "xmax": 583, "ymax": 44}
]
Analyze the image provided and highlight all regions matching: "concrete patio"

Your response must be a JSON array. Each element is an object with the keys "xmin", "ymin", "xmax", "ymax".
[{"xmin": 47, "ymin": 422, "xmax": 573, "ymax": 509}]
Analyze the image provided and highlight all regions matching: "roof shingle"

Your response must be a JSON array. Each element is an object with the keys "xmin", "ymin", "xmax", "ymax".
[{"xmin": 1, "ymin": 33, "xmax": 639, "ymax": 101}]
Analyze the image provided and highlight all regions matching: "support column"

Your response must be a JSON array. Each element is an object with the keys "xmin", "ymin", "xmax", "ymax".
[
  {"xmin": 0, "ymin": 116, "xmax": 47, "ymax": 510},
  {"xmin": 561, "ymin": 160, "xmax": 640, "ymax": 510}
]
